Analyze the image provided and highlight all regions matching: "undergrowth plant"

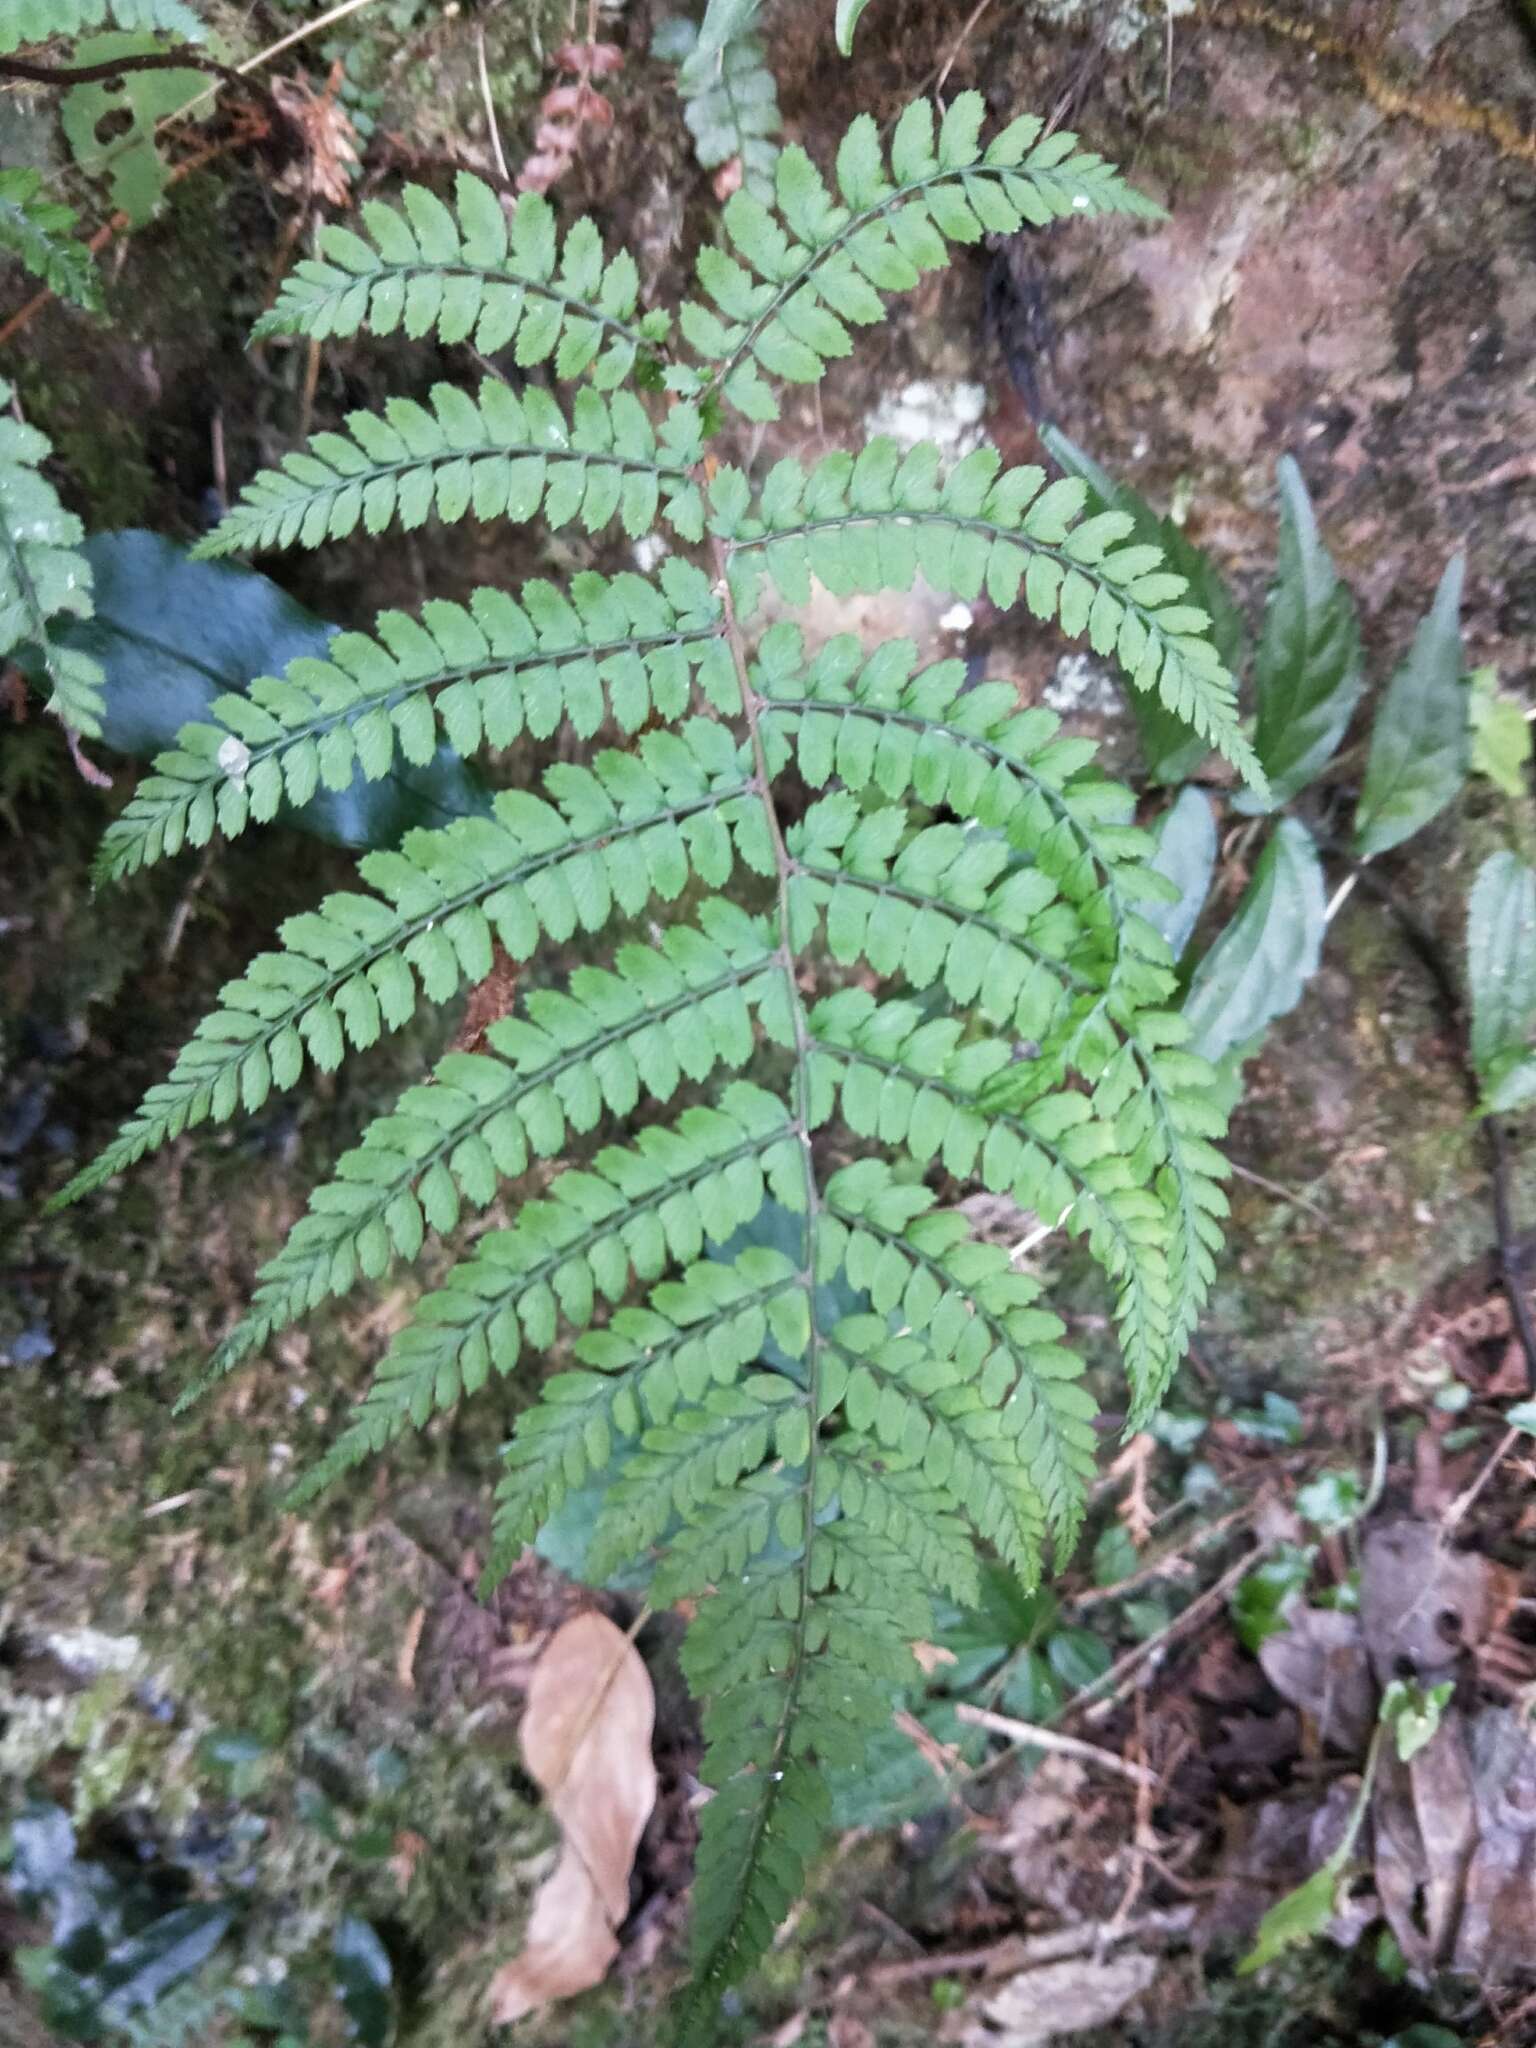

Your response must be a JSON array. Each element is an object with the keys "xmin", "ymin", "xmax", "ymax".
[
  {"xmin": 53, "ymin": 91, "xmax": 1262, "ymax": 2028},
  {"xmin": 656, "ymin": 0, "xmax": 783, "ymax": 201},
  {"xmin": 0, "ymin": 376, "xmax": 107, "ymax": 740}
]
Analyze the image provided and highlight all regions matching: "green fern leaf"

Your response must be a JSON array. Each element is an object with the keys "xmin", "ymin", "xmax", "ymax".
[
  {"xmin": 193, "ymin": 936, "xmax": 786, "ymax": 1398},
  {"xmin": 54, "ymin": 727, "xmax": 759, "ymax": 1207},
  {"xmin": 255, "ymin": 177, "xmax": 665, "ymax": 389},
  {"xmin": 0, "ymin": 384, "xmax": 107, "ymax": 738},
  {"xmin": 665, "ymin": 0, "xmax": 782, "ymax": 205},
  {"xmin": 671, "ymin": 91, "xmax": 1160, "ymax": 423},
  {"xmin": 195, "ymin": 383, "xmax": 706, "ymax": 558},
  {"xmin": 64, "ymin": 86, "xmax": 1240, "ymax": 2024},
  {"xmin": 0, "ymin": 169, "xmax": 103, "ymax": 312},
  {"xmin": 712, "ymin": 440, "xmax": 1266, "ymax": 796},
  {"xmin": 95, "ymin": 561, "xmax": 733, "ymax": 881}
]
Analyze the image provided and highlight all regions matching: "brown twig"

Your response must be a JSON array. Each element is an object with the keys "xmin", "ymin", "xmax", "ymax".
[
  {"xmin": 1074, "ymin": 1534, "xmax": 1276, "ymax": 1727},
  {"xmin": 0, "ymin": 47, "xmax": 294, "ymax": 143},
  {"xmin": 1069, "ymin": 1499, "xmax": 1255, "ymax": 1611},
  {"xmin": 866, "ymin": 1907, "xmax": 1196, "ymax": 1988},
  {"xmin": 953, "ymin": 1703, "xmax": 1156, "ymax": 1785}
]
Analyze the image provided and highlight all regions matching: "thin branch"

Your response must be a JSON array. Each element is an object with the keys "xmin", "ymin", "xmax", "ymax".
[
  {"xmin": 0, "ymin": 47, "xmax": 294, "ymax": 142},
  {"xmin": 953, "ymin": 1702, "xmax": 1156, "ymax": 1785},
  {"xmin": 475, "ymin": 27, "xmax": 510, "ymax": 185},
  {"xmin": 867, "ymin": 1908, "xmax": 1195, "ymax": 1987}
]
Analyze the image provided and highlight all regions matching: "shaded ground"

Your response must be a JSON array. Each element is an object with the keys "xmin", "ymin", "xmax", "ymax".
[{"xmin": 4, "ymin": 0, "xmax": 1536, "ymax": 2041}]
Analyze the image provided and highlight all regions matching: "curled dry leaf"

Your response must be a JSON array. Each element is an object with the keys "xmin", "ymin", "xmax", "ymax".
[
  {"xmin": 1258, "ymin": 1605, "xmax": 1375, "ymax": 1753},
  {"xmin": 967, "ymin": 1952, "xmax": 1157, "ymax": 2046},
  {"xmin": 1359, "ymin": 1519, "xmax": 1515, "ymax": 1687},
  {"xmin": 487, "ymin": 1612, "xmax": 657, "ymax": 2024},
  {"xmin": 272, "ymin": 70, "xmax": 360, "ymax": 212}
]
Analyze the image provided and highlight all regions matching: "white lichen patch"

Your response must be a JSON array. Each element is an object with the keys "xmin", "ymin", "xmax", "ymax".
[
  {"xmin": 864, "ymin": 378, "xmax": 987, "ymax": 459},
  {"xmin": 1042, "ymin": 652, "xmax": 1123, "ymax": 717},
  {"xmin": 45, "ymin": 1624, "xmax": 144, "ymax": 1676}
]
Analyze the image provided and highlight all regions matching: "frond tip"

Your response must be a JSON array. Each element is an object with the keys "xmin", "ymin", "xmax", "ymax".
[
  {"xmin": 0, "ymin": 383, "xmax": 107, "ymax": 739},
  {"xmin": 255, "ymin": 177, "xmax": 667, "ymax": 390}
]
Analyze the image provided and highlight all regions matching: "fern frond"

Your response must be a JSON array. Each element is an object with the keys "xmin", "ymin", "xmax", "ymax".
[
  {"xmin": 789, "ymin": 787, "xmax": 1105, "ymax": 1043},
  {"xmin": 0, "ymin": 0, "xmax": 202, "ymax": 49},
  {"xmin": 815, "ymin": 1449, "xmax": 978, "ymax": 1606},
  {"xmin": 0, "ymin": 390, "xmax": 106, "ymax": 738},
  {"xmin": 54, "ymin": 727, "xmax": 760, "ymax": 1206},
  {"xmin": 675, "ymin": 1515, "xmax": 931, "ymax": 2021},
  {"xmin": 0, "ymin": 169, "xmax": 102, "ymax": 312},
  {"xmin": 195, "ymin": 383, "xmax": 706, "ymax": 559},
  {"xmin": 712, "ymin": 441, "xmax": 1265, "ymax": 794},
  {"xmin": 1088, "ymin": 1015, "xmax": 1229, "ymax": 1418},
  {"xmin": 64, "ymin": 72, "xmax": 1241, "ymax": 2022},
  {"xmin": 95, "ymin": 561, "xmax": 732, "ymax": 882},
  {"xmin": 671, "ymin": 4, "xmax": 782, "ymax": 205},
  {"xmin": 198, "ymin": 947, "xmax": 786, "ymax": 1396},
  {"xmin": 672, "ymin": 92, "xmax": 1159, "ymax": 423},
  {"xmin": 255, "ymin": 177, "xmax": 665, "ymax": 388}
]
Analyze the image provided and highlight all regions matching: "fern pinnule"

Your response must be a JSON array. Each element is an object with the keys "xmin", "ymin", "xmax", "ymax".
[{"xmin": 63, "ymin": 87, "xmax": 1244, "ymax": 2030}]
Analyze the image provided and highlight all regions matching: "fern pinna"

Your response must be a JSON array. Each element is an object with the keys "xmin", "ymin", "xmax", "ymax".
[{"xmin": 58, "ymin": 94, "xmax": 1253, "ymax": 2027}]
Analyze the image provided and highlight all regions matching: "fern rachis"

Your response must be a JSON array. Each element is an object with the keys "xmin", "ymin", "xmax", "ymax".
[{"xmin": 56, "ymin": 89, "xmax": 1251, "ymax": 2029}]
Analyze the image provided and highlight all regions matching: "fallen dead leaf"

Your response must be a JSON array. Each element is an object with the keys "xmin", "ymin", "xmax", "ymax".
[
  {"xmin": 967, "ymin": 1951, "xmax": 1158, "ymax": 2045},
  {"xmin": 1259, "ymin": 1605, "xmax": 1375, "ymax": 1752},
  {"xmin": 1359, "ymin": 1520, "xmax": 1515, "ymax": 1686},
  {"xmin": 911, "ymin": 1640, "xmax": 959, "ymax": 1677},
  {"xmin": 487, "ymin": 1612, "xmax": 657, "ymax": 2025}
]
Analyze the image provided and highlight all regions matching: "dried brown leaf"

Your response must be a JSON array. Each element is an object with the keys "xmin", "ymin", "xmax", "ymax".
[
  {"xmin": 1258, "ymin": 1606, "xmax": 1375, "ymax": 1752},
  {"xmin": 487, "ymin": 1612, "xmax": 657, "ymax": 2024},
  {"xmin": 1359, "ymin": 1520, "xmax": 1514, "ymax": 1687},
  {"xmin": 967, "ymin": 1952, "xmax": 1158, "ymax": 2045}
]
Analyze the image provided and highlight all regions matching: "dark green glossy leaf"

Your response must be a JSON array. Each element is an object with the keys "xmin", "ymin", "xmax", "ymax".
[
  {"xmin": 98, "ymin": 1903, "xmax": 233, "ymax": 2023},
  {"xmin": 1230, "ymin": 1543, "xmax": 1315, "ymax": 1654},
  {"xmin": 1041, "ymin": 426, "xmax": 1246, "ymax": 784},
  {"xmin": 1182, "ymin": 818, "xmax": 1326, "ymax": 1062},
  {"xmin": 826, "ymin": 1700, "xmax": 985, "ymax": 1826},
  {"xmin": 1091, "ymin": 1521, "xmax": 1138, "ymax": 1587},
  {"xmin": 1045, "ymin": 1626, "xmax": 1111, "ymax": 1691},
  {"xmin": 333, "ymin": 1916, "xmax": 394, "ymax": 2048},
  {"xmin": 835, "ymin": 0, "xmax": 874, "ymax": 53},
  {"xmin": 1243, "ymin": 456, "xmax": 1362, "ymax": 810},
  {"xmin": 1467, "ymin": 851, "xmax": 1536, "ymax": 1111},
  {"xmin": 998, "ymin": 1647, "xmax": 1065, "ymax": 1723},
  {"xmin": 1354, "ymin": 556, "xmax": 1467, "ymax": 856},
  {"xmin": 1146, "ymin": 786, "xmax": 1217, "ymax": 960},
  {"xmin": 54, "ymin": 530, "xmax": 493, "ymax": 851}
]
